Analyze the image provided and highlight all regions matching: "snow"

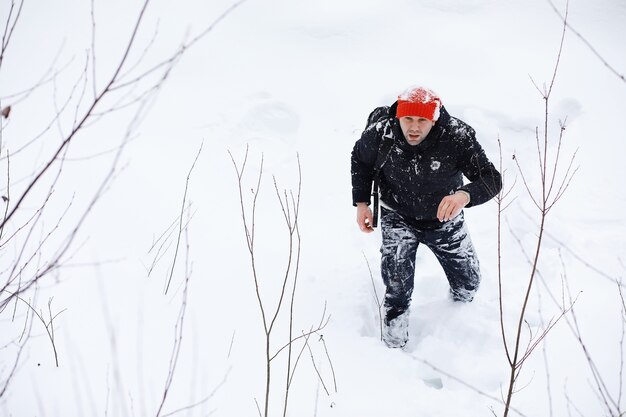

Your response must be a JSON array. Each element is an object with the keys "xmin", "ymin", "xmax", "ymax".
[
  {"xmin": 1, "ymin": 0, "xmax": 626, "ymax": 416},
  {"xmin": 398, "ymin": 87, "xmax": 440, "ymax": 103}
]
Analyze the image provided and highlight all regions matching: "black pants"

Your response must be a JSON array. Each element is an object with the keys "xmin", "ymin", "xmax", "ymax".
[{"xmin": 380, "ymin": 207, "xmax": 481, "ymax": 322}]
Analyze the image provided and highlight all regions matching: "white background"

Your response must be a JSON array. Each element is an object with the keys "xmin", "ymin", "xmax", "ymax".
[{"xmin": 1, "ymin": 0, "xmax": 626, "ymax": 416}]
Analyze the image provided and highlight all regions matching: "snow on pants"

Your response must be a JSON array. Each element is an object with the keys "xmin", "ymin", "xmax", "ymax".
[{"xmin": 380, "ymin": 207, "xmax": 481, "ymax": 322}]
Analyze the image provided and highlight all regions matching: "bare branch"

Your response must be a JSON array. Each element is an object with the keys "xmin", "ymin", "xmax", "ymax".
[
  {"xmin": 304, "ymin": 335, "xmax": 329, "ymax": 396},
  {"xmin": 110, "ymin": 0, "xmax": 249, "ymax": 92},
  {"xmin": 164, "ymin": 142, "xmax": 202, "ymax": 294},
  {"xmin": 228, "ymin": 147, "xmax": 268, "ymax": 333},
  {"xmin": 512, "ymin": 153, "xmax": 541, "ymax": 211},
  {"xmin": 145, "ymin": 212, "xmax": 194, "ymax": 278},
  {"xmin": 412, "ymin": 355, "xmax": 530, "ymax": 417},
  {"xmin": 546, "ymin": 0, "xmax": 626, "ymax": 84},
  {"xmin": 548, "ymin": 150, "xmax": 579, "ymax": 210},
  {"xmin": 0, "ymin": 150, "xmax": 10, "ymax": 241},
  {"xmin": 0, "ymin": 0, "xmax": 25, "ymax": 70},
  {"xmin": 546, "ymin": 1, "xmax": 568, "ymax": 98},
  {"xmin": 546, "ymin": 122, "xmax": 566, "ymax": 201},
  {"xmin": 502, "ymin": 4, "xmax": 578, "ymax": 414},
  {"xmin": 270, "ymin": 313, "xmax": 330, "ymax": 362},
  {"xmin": 287, "ymin": 327, "xmax": 312, "ymax": 389},
  {"xmin": 156, "ymin": 220, "xmax": 192, "ymax": 417},
  {"xmin": 8, "ymin": 293, "xmax": 65, "ymax": 366},
  {"xmin": 518, "ymin": 301, "xmax": 576, "ymax": 366},
  {"xmin": 0, "ymin": 0, "xmax": 151, "ymax": 229},
  {"xmin": 70, "ymin": 53, "xmax": 92, "ymax": 130},
  {"xmin": 362, "ymin": 252, "xmax": 383, "ymax": 341},
  {"xmin": 0, "ymin": 43, "xmax": 67, "ymax": 104},
  {"xmin": 282, "ymin": 158, "xmax": 302, "ymax": 417},
  {"xmin": 618, "ymin": 279, "xmax": 625, "ymax": 411},
  {"xmin": 528, "ymin": 74, "xmax": 543, "ymax": 97},
  {"xmin": 496, "ymin": 137, "xmax": 513, "ymax": 366},
  {"xmin": 160, "ymin": 366, "xmax": 231, "ymax": 417},
  {"xmin": 319, "ymin": 334, "xmax": 337, "ymax": 393},
  {"xmin": 519, "ymin": 208, "xmax": 623, "ymax": 288}
]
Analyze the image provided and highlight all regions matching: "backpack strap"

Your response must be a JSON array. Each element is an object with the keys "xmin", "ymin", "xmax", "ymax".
[{"xmin": 371, "ymin": 122, "xmax": 395, "ymax": 227}]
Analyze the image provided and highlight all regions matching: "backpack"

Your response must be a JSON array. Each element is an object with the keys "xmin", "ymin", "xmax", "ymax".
[
  {"xmin": 364, "ymin": 106, "xmax": 395, "ymax": 227},
  {"xmin": 365, "ymin": 105, "xmax": 390, "ymax": 130}
]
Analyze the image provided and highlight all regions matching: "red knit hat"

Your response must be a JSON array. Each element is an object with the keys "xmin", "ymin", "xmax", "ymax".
[{"xmin": 396, "ymin": 86, "xmax": 442, "ymax": 121}]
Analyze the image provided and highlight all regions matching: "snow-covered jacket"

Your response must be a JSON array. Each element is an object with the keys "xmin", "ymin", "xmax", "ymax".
[{"xmin": 351, "ymin": 102, "xmax": 502, "ymax": 221}]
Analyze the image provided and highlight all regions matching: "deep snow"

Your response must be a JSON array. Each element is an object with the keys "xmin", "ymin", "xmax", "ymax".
[{"xmin": 1, "ymin": 0, "xmax": 626, "ymax": 416}]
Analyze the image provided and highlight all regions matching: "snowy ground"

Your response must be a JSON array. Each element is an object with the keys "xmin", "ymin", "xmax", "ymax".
[{"xmin": 2, "ymin": 0, "xmax": 626, "ymax": 416}]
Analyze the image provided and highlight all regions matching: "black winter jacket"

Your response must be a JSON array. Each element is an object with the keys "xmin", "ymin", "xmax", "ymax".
[{"xmin": 351, "ymin": 102, "xmax": 502, "ymax": 221}]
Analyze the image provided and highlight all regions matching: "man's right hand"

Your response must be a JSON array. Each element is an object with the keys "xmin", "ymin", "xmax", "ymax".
[{"xmin": 356, "ymin": 203, "xmax": 374, "ymax": 233}]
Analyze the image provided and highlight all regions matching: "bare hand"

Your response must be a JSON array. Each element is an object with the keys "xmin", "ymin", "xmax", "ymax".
[
  {"xmin": 356, "ymin": 203, "xmax": 374, "ymax": 233},
  {"xmin": 437, "ymin": 191, "xmax": 470, "ymax": 222}
]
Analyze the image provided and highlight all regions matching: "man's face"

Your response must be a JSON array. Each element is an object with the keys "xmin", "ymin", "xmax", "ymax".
[{"xmin": 399, "ymin": 116, "xmax": 435, "ymax": 146}]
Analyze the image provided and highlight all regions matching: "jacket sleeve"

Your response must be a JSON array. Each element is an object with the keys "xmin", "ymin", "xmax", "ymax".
[
  {"xmin": 351, "ymin": 125, "xmax": 381, "ymax": 206},
  {"xmin": 456, "ymin": 128, "xmax": 502, "ymax": 207}
]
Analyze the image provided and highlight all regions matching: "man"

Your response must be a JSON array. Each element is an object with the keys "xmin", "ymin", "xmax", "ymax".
[{"xmin": 351, "ymin": 86, "xmax": 502, "ymax": 348}]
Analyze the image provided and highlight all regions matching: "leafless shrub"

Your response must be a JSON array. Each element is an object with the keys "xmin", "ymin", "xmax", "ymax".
[
  {"xmin": 558, "ymin": 257, "xmax": 626, "ymax": 416},
  {"xmin": 498, "ymin": 2, "xmax": 580, "ymax": 415},
  {"xmin": 229, "ymin": 147, "xmax": 332, "ymax": 417},
  {"xmin": 0, "ymin": 0, "xmax": 248, "ymax": 404}
]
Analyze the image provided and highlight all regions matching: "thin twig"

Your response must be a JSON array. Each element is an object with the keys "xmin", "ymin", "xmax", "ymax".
[
  {"xmin": 411, "ymin": 355, "xmax": 529, "ymax": 417},
  {"xmin": 0, "ymin": 0, "xmax": 151, "ymax": 229},
  {"xmin": 496, "ymin": 137, "xmax": 513, "ymax": 366},
  {"xmin": 160, "ymin": 366, "xmax": 231, "ymax": 417},
  {"xmin": 362, "ymin": 252, "xmax": 383, "ymax": 341},
  {"xmin": 270, "ymin": 315, "xmax": 330, "ymax": 362},
  {"xmin": 282, "ymin": 157, "xmax": 302, "ymax": 417},
  {"xmin": 546, "ymin": 0, "xmax": 626, "ymax": 83},
  {"xmin": 8, "ymin": 294, "xmax": 65, "ymax": 366},
  {"xmin": 155, "ymin": 221, "xmax": 192, "ymax": 417},
  {"xmin": 0, "ymin": 150, "xmax": 10, "ymax": 241},
  {"xmin": 110, "ymin": 0, "xmax": 249, "ymax": 92},
  {"xmin": 304, "ymin": 335, "xmax": 329, "ymax": 396},
  {"xmin": 164, "ymin": 142, "xmax": 202, "ymax": 294},
  {"xmin": 320, "ymin": 334, "xmax": 337, "ymax": 393},
  {"xmin": 0, "ymin": 0, "xmax": 25, "ymax": 70}
]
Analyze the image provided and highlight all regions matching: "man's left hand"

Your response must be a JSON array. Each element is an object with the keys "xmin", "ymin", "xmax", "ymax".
[{"xmin": 437, "ymin": 191, "xmax": 470, "ymax": 222}]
